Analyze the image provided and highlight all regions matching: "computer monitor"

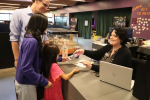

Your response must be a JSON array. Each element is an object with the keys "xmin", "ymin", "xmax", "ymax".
[
  {"xmin": 92, "ymin": 18, "xmax": 94, "ymax": 25},
  {"xmin": 109, "ymin": 27, "xmax": 133, "ymax": 39}
]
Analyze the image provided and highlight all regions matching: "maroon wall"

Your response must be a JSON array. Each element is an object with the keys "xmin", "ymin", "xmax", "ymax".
[
  {"xmin": 54, "ymin": 0, "xmax": 150, "ymax": 39},
  {"xmin": 131, "ymin": 3, "xmax": 150, "ymax": 39}
]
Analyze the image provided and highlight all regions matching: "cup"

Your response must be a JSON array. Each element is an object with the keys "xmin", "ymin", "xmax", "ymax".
[
  {"xmin": 100, "ymin": 38, "xmax": 105, "ymax": 44},
  {"xmin": 138, "ymin": 39, "xmax": 143, "ymax": 46}
]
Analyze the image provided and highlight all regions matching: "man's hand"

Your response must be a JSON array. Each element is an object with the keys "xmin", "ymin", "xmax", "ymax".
[{"xmin": 14, "ymin": 60, "xmax": 18, "ymax": 68}]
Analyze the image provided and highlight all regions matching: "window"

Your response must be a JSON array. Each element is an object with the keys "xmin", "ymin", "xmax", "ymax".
[
  {"xmin": 55, "ymin": 16, "xmax": 67, "ymax": 26},
  {"xmin": 0, "ymin": 13, "xmax": 12, "ymax": 21},
  {"xmin": 48, "ymin": 17, "xmax": 52, "ymax": 22},
  {"xmin": 0, "ymin": 14, "xmax": 10, "ymax": 20},
  {"xmin": 10, "ymin": 14, "xmax": 12, "ymax": 19}
]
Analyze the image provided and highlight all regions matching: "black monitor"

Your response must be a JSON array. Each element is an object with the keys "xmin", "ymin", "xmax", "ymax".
[
  {"xmin": 92, "ymin": 18, "xmax": 94, "ymax": 25},
  {"xmin": 109, "ymin": 27, "xmax": 133, "ymax": 39}
]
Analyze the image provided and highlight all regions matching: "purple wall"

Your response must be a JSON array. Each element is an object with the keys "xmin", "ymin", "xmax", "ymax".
[
  {"xmin": 54, "ymin": 0, "xmax": 150, "ymax": 39},
  {"xmin": 131, "ymin": 3, "xmax": 150, "ymax": 39}
]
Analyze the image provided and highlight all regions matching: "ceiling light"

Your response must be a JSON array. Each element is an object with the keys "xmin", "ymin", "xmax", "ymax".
[
  {"xmin": 71, "ymin": 0, "xmax": 85, "ymax": 2},
  {"xmin": 0, "ymin": 3, "xmax": 20, "ymax": 5},
  {"xmin": 49, "ymin": 7, "xmax": 57, "ymax": 8},
  {"xmin": 49, "ymin": 3, "xmax": 67, "ymax": 6},
  {"xmin": 0, "ymin": 6, "xmax": 19, "ymax": 8},
  {"xmin": 0, "ymin": 7, "xmax": 19, "ymax": 9}
]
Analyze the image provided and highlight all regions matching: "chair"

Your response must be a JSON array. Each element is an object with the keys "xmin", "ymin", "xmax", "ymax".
[
  {"xmin": 131, "ymin": 58, "xmax": 145, "ymax": 80},
  {"xmin": 132, "ymin": 61, "xmax": 150, "ymax": 100}
]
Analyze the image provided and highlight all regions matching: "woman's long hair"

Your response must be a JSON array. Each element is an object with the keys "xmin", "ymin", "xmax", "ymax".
[
  {"xmin": 42, "ymin": 44, "xmax": 60, "ymax": 78},
  {"xmin": 25, "ymin": 13, "xmax": 48, "ymax": 58}
]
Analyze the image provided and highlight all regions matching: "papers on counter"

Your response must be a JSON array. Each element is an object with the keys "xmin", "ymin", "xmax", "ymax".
[
  {"xmin": 74, "ymin": 60, "xmax": 94, "ymax": 68},
  {"xmin": 93, "ymin": 41, "xmax": 107, "ymax": 46},
  {"xmin": 76, "ymin": 63, "xmax": 87, "ymax": 68}
]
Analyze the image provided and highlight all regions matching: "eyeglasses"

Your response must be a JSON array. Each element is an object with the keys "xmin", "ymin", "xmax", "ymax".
[{"xmin": 39, "ymin": 0, "xmax": 49, "ymax": 9}]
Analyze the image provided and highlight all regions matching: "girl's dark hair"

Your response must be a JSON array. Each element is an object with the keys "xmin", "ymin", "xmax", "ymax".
[
  {"xmin": 25, "ymin": 13, "xmax": 48, "ymax": 58},
  {"xmin": 113, "ymin": 27, "xmax": 129, "ymax": 45},
  {"xmin": 42, "ymin": 44, "xmax": 60, "ymax": 78}
]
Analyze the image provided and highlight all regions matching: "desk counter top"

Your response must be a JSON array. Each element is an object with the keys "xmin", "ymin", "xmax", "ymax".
[{"xmin": 58, "ymin": 55, "xmax": 138, "ymax": 100}]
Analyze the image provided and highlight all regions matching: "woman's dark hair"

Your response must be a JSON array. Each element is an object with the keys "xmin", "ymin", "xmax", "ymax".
[
  {"xmin": 42, "ymin": 44, "xmax": 60, "ymax": 78},
  {"xmin": 113, "ymin": 27, "xmax": 129, "ymax": 45},
  {"xmin": 25, "ymin": 13, "xmax": 48, "ymax": 58}
]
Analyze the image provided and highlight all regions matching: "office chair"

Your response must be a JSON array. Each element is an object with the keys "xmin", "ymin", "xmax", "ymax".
[
  {"xmin": 131, "ymin": 58, "xmax": 145, "ymax": 80},
  {"xmin": 133, "ymin": 61, "xmax": 150, "ymax": 100}
]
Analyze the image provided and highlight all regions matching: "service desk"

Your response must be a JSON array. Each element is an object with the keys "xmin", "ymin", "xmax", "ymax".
[
  {"xmin": 47, "ymin": 28, "xmax": 79, "ymax": 34},
  {"xmin": 92, "ymin": 42, "xmax": 150, "ymax": 56},
  {"xmin": 92, "ymin": 43, "xmax": 139, "ymax": 50},
  {"xmin": 137, "ymin": 46, "xmax": 150, "ymax": 55},
  {"xmin": 92, "ymin": 43, "xmax": 139, "ymax": 58},
  {"xmin": 58, "ymin": 55, "xmax": 138, "ymax": 100}
]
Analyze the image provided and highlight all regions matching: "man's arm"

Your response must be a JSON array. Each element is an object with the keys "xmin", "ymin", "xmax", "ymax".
[
  {"xmin": 11, "ymin": 42, "xmax": 19, "ymax": 68},
  {"xmin": 43, "ymin": 40, "xmax": 49, "ymax": 45},
  {"xmin": 9, "ymin": 10, "xmax": 21, "ymax": 68},
  {"xmin": 42, "ymin": 31, "xmax": 49, "ymax": 45}
]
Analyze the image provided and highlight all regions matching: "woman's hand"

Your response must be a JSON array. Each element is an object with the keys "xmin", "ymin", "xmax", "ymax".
[
  {"xmin": 82, "ymin": 61, "xmax": 92, "ymax": 69},
  {"xmin": 74, "ymin": 49, "xmax": 85, "ymax": 54},
  {"xmin": 45, "ymin": 81, "xmax": 53, "ymax": 89}
]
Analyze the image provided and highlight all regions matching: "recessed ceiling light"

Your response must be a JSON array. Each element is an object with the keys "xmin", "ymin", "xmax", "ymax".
[
  {"xmin": 49, "ymin": 3, "xmax": 67, "ymax": 6},
  {"xmin": 0, "ymin": 8, "xmax": 16, "ymax": 9},
  {"xmin": 0, "ymin": 3, "xmax": 20, "ymax": 5},
  {"xmin": 49, "ymin": 7, "xmax": 57, "ymax": 8},
  {"xmin": 0, "ymin": 6, "xmax": 19, "ymax": 8},
  {"xmin": 70, "ymin": 0, "xmax": 85, "ymax": 1}
]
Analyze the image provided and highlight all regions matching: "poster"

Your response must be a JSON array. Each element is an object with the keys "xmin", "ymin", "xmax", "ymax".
[
  {"xmin": 70, "ymin": 18, "xmax": 77, "ymax": 31},
  {"xmin": 113, "ymin": 16, "xmax": 126, "ymax": 27},
  {"xmin": 85, "ymin": 20, "xmax": 88, "ymax": 26},
  {"xmin": 62, "ymin": 40, "xmax": 69, "ymax": 58},
  {"xmin": 131, "ymin": 4, "xmax": 150, "ymax": 38}
]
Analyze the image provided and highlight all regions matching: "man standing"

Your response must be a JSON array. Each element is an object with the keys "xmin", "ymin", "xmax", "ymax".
[{"xmin": 10, "ymin": 0, "xmax": 50, "ymax": 68}]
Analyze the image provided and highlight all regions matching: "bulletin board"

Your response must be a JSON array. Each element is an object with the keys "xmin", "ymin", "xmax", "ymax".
[
  {"xmin": 131, "ymin": 3, "xmax": 150, "ymax": 39},
  {"xmin": 113, "ymin": 16, "xmax": 126, "ymax": 27}
]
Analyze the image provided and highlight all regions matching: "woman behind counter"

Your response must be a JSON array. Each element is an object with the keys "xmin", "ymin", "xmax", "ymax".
[{"xmin": 75, "ymin": 27, "xmax": 132, "ymax": 72}]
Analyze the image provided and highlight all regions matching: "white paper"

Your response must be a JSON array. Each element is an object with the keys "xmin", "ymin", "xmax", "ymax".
[
  {"xmin": 100, "ymin": 44, "xmax": 107, "ymax": 46},
  {"xmin": 75, "ymin": 60, "xmax": 86, "ymax": 63},
  {"xmin": 85, "ymin": 20, "xmax": 88, "ymax": 26},
  {"xmin": 74, "ymin": 60, "xmax": 94, "ymax": 68},
  {"xmin": 92, "ymin": 48, "xmax": 97, "ymax": 51},
  {"xmin": 76, "ymin": 63, "xmax": 87, "ymax": 68}
]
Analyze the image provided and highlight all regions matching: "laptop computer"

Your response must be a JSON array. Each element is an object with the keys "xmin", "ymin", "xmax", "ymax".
[{"xmin": 99, "ymin": 61, "xmax": 134, "ymax": 91}]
